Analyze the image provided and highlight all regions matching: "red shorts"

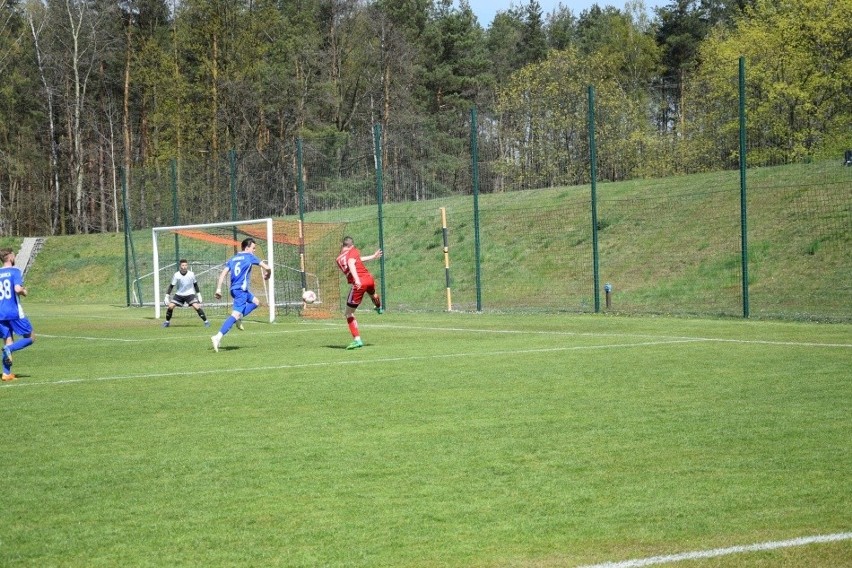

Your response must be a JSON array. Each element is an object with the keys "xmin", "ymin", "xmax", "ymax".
[{"xmin": 346, "ymin": 277, "xmax": 375, "ymax": 308}]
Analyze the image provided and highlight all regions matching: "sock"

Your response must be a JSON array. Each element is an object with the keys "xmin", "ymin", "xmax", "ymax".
[
  {"xmin": 197, "ymin": 309, "xmax": 207, "ymax": 321},
  {"xmin": 165, "ymin": 308, "xmax": 174, "ymax": 321},
  {"xmin": 9, "ymin": 337, "xmax": 33, "ymax": 352},
  {"xmin": 244, "ymin": 302, "xmax": 258, "ymax": 316},
  {"xmin": 3, "ymin": 342, "xmax": 12, "ymax": 374},
  {"xmin": 347, "ymin": 316, "xmax": 359, "ymax": 338},
  {"xmin": 220, "ymin": 316, "xmax": 236, "ymax": 335}
]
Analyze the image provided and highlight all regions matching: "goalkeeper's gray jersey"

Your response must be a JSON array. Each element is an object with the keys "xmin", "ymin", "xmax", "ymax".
[{"xmin": 171, "ymin": 271, "xmax": 197, "ymax": 296}]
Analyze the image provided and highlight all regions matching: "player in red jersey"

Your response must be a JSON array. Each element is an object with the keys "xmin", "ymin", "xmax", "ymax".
[{"xmin": 335, "ymin": 236, "xmax": 383, "ymax": 349}]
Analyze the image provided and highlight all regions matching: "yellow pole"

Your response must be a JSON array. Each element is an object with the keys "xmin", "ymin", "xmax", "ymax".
[
  {"xmin": 440, "ymin": 207, "xmax": 452, "ymax": 311},
  {"xmin": 298, "ymin": 219, "xmax": 309, "ymax": 308}
]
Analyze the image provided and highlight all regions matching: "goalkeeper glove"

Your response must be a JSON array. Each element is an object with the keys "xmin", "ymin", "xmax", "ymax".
[{"xmin": 163, "ymin": 294, "xmax": 171, "ymax": 306}]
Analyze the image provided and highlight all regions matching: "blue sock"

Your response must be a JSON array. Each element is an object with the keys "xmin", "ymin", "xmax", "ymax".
[
  {"xmin": 9, "ymin": 337, "xmax": 33, "ymax": 352},
  {"xmin": 244, "ymin": 303, "xmax": 258, "ymax": 316},
  {"xmin": 219, "ymin": 316, "xmax": 236, "ymax": 335}
]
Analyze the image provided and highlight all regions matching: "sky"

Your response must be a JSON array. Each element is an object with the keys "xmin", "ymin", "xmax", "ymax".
[{"xmin": 466, "ymin": 0, "xmax": 667, "ymax": 27}]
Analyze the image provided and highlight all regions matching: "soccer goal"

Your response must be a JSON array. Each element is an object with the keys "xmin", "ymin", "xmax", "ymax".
[{"xmin": 150, "ymin": 218, "xmax": 342, "ymax": 323}]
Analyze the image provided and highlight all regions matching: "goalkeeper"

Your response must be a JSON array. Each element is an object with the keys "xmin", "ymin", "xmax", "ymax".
[{"xmin": 163, "ymin": 259, "xmax": 210, "ymax": 328}]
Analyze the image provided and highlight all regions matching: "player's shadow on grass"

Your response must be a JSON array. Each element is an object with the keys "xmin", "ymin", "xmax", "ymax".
[{"xmin": 325, "ymin": 344, "xmax": 368, "ymax": 350}]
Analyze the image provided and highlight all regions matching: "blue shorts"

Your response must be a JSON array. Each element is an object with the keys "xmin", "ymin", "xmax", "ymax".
[
  {"xmin": 231, "ymin": 290, "xmax": 256, "ymax": 315},
  {"xmin": 0, "ymin": 318, "xmax": 33, "ymax": 338}
]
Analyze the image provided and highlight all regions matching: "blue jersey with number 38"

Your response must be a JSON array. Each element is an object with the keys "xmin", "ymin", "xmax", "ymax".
[{"xmin": 0, "ymin": 266, "xmax": 25, "ymax": 320}]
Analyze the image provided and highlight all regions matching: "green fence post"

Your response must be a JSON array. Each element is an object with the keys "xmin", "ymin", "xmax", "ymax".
[
  {"xmin": 122, "ymin": 167, "xmax": 131, "ymax": 306},
  {"xmin": 588, "ymin": 86, "xmax": 601, "ymax": 313},
  {"xmin": 121, "ymin": 166, "xmax": 142, "ymax": 306},
  {"xmin": 229, "ymin": 149, "xmax": 238, "ymax": 254},
  {"xmin": 297, "ymin": 138, "xmax": 306, "ymax": 221},
  {"xmin": 373, "ymin": 124, "xmax": 387, "ymax": 308},
  {"xmin": 738, "ymin": 57, "xmax": 750, "ymax": 318},
  {"xmin": 296, "ymin": 137, "xmax": 307, "ymax": 291},
  {"xmin": 229, "ymin": 149, "xmax": 238, "ymax": 222},
  {"xmin": 471, "ymin": 107, "xmax": 482, "ymax": 312},
  {"xmin": 171, "ymin": 158, "xmax": 179, "ymax": 266}
]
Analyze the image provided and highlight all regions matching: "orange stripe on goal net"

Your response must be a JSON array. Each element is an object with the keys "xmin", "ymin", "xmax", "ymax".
[
  {"xmin": 173, "ymin": 230, "xmax": 241, "ymax": 246},
  {"xmin": 174, "ymin": 221, "xmax": 342, "ymax": 246}
]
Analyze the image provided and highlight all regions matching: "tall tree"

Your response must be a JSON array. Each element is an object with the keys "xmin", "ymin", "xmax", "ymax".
[
  {"xmin": 372, "ymin": 0, "xmax": 431, "ymax": 168},
  {"xmin": 519, "ymin": 0, "xmax": 547, "ymax": 65},
  {"xmin": 421, "ymin": 0, "xmax": 489, "ymax": 118},
  {"xmin": 0, "ymin": 0, "xmax": 24, "ymax": 74},
  {"xmin": 0, "ymin": 0, "xmax": 39, "ymax": 236},
  {"xmin": 319, "ymin": 0, "xmax": 379, "ymax": 133},
  {"xmin": 496, "ymin": 46, "xmax": 612, "ymax": 187},
  {"xmin": 26, "ymin": 2, "xmax": 62, "ymax": 234},
  {"xmin": 484, "ymin": 0, "xmax": 549, "ymax": 92},
  {"xmin": 655, "ymin": 0, "xmax": 707, "ymax": 78},
  {"xmin": 65, "ymin": 0, "xmax": 93, "ymax": 233},
  {"xmin": 545, "ymin": 3, "xmax": 576, "ymax": 51},
  {"xmin": 25, "ymin": 0, "xmax": 113, "ymax": 234},
  {"xmin": 413, "ymin": 0, "xmax": 490, "ymax": 193},
  {"xmin": 654, "ymin": 0, "xmax": 708, "ymax": 135},
  {"xmin": 654, "ymin": 0, "xmax": 757, "ymax": 135},
  {"xmin": 575, "ymin": 2, "xmax": 660, "ymax": 95},
  {"xmin": 87, "ymin": 0, "xmax": 127, "ymax": 233},
  {"xmin": 485, "ymin": 8, "xmax": 523, "ymax": 91},
  {"xmin": 688, "ymin": 0, "xmax": 852, "ymax": 165},
  {"xmin": 119, "ymin": 0, "xmax": 170, "ymax": 198}
]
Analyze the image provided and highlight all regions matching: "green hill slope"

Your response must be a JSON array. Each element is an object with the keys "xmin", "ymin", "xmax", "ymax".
[{"xmin": 6, "ymin": 161, "xmax": 850, "ymax": 321}]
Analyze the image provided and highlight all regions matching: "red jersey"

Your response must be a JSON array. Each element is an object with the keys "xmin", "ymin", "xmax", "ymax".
[{"xmin": 336, "ymin": 246, "xmax": 374, "ymax": 286}]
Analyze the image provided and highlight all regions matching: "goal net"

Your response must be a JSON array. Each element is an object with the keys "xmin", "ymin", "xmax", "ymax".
[{"xmin": 150, "ymin": 218, "xmax": 344, "ymax": 322}]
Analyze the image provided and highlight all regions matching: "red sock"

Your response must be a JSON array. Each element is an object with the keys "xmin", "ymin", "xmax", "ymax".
[{"xmin": 347, "ymin": 316, "xmax": 359, "ymax": 338}]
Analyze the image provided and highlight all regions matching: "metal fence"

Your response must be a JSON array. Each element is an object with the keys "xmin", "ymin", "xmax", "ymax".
[{"xmin": 124, "ymin": 63, "xmax": 852, "ymax": 321}]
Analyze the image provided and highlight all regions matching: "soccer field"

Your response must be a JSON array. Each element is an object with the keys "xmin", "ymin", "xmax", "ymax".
[{"xmin": 1, "ymin": 305, "xmax": 850, "ymax": 567}]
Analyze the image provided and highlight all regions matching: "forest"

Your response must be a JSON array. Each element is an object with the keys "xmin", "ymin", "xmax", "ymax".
[{"xmin": 0, "ymin": 0, "xmax": 849, "ymax": 236}]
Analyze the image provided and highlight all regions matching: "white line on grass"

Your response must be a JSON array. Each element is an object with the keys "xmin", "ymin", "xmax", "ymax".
[
  {"xmin": 359, "ymin": 323, "xmax": 852, "ymax": 348},
  {"xmin": 36, "ymin": 326, "xmax": 336, "ymax": 342},
  {"xmin": 576, "ymin": 532, "xmax": 852, "ymax": 567},
  {"xmin": 2, "ymin": 338, "xmax": 702, "ymax": 388},
  {"xmin": 36, "ymin": 323, "xmax": 852, "ymax": 349}
]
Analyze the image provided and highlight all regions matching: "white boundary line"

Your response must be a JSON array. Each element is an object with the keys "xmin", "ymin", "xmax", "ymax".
[
  {"xmin": 361, "ymin": 323, "xmax": 852, "ymax": 348},
  {"xmin": 36, "ymin": 321, "xmax": 852, "ymax": 348},
  {"xmin": 2, "ymin": 339, "xmax": 702, "ymax": 388},
  {"xmin": 36, "ymin": 327, "xmax": 337, "ymax": 342},
  {"xmin": 8, "ymin": 321, "xmax": 847, "ymax": 388},
  {"xmin": 577, "ymin": 532, "xmax": 852, "ymax": 568}
]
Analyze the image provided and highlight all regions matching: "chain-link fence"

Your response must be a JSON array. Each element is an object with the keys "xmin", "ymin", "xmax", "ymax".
[{"xmin": 124, "ymin": 64, "xmax": 852, "ymax": 321}]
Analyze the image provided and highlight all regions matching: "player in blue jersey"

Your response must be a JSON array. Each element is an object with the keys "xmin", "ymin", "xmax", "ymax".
[
  {"xmin": 0, "ymin": 249, "xmax": 35, "ymax": 381},
  {"xmin": 210, "ymin": 238, "xmax": 271, "ymax": 352}
]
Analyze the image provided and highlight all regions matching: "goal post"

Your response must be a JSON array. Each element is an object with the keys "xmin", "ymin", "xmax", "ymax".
[
  {"xmin": 149, "ymin": 217, "xmax": 344, "ymax": 323},
  {"xmin": 153, "ymin": 218, "xmax": 276, "ymax": 322}
]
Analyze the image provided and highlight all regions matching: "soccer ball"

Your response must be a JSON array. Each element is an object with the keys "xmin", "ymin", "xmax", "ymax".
[{"xmin": 302, "ymin": 290, "xmax": 317, "ymax": 304}]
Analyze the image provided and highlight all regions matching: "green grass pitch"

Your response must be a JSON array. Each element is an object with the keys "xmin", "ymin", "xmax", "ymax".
[{"xmin": 1, "ymin": 305, "xmax": 850, "ymax": 567}]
